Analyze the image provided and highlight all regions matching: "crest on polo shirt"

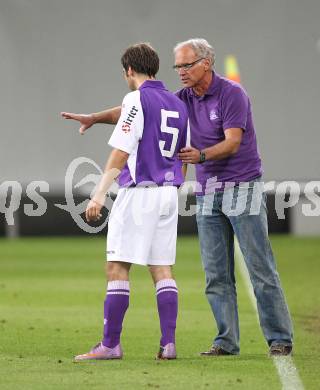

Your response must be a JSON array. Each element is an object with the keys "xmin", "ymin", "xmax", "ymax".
[{"xmin": 209, "ymin": 109, "xmax": 218, "ymax": 121}]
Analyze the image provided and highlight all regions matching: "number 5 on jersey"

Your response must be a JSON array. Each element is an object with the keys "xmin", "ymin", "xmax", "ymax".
[{"xmin": 159, "ymin": 109, "xmax": 179, "ymax": 158}]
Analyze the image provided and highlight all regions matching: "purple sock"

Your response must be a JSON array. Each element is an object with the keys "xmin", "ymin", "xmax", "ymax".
[
  {"xmin": 156, "ymin": 279, "xmax": 178, "ymax": 347},
  {"xmin": 102, "ymin": 280, "xmax": 129, "ymax": 348}
]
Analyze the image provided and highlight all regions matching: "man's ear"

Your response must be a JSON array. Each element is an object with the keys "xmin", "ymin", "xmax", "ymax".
[
  {"xmin": 203, "ymin": 58, "xmax": 211, "ymax": 71},
  {"xmin": 127, "ymin": 66, "xmax": 134, "ymax": 77}
]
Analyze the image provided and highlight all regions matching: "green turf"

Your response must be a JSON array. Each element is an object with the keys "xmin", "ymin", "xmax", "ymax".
[{"xmin": 0, "ymin": 235, "xmax": 319, "ymax": 389}]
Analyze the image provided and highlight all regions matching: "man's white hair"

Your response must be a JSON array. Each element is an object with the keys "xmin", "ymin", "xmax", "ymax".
[{"xmin": 174, "ymin": 38, "xmax": 215, "ymax": 67}]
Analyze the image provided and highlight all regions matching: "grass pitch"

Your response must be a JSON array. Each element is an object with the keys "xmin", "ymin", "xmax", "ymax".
[{"xmin": 0, "ymin": 235, "xmax": 319, "ymax": 389}]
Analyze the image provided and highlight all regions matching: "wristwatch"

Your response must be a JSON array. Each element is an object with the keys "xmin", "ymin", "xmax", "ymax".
[{"xmin": 199, "ymin": 151, "xmax": 206, "ymax": 164}]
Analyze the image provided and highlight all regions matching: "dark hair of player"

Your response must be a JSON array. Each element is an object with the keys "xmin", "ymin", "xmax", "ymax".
[{"xmin": 121, "ymin": 43, "xmax": 159, "ymax": 78}]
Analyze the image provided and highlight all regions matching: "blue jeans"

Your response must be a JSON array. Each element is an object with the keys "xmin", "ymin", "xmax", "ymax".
[{"xmin": 196, "ymin": 178, "xmax": 293, "ymax": 354}]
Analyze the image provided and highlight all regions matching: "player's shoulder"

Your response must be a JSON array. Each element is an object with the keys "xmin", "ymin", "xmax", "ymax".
[
  {"xmin": 153, "ymin": 85, "xmax": 188, "ymax": 116},
  {"xmin": 122, "ymin": 90, "xmax": 141, "ymax": 104},
  {"xmin": 121, "ymin": 90, "xmax": 142, "ymax": 113}
]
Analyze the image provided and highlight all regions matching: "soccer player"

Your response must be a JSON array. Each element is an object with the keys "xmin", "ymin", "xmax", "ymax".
[{"xmin": 73, "ymin": 43, "xmax": 188, "ymax": 361}]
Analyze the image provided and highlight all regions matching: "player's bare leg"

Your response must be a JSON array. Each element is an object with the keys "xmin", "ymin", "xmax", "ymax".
[
  {"xmin": 74, "ymin": 261, "xmax": 131, "ymax": 361},
  {"xmin": 149, "ymin": 265, "xmax": 178, "ymax": 360}
]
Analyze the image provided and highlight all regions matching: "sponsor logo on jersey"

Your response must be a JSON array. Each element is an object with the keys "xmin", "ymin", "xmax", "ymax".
[{"xmin": 122, "ymin": 105, "xmax": 139, "ymax": 133}]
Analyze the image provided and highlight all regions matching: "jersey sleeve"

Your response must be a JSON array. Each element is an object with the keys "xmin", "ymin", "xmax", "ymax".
[
  {"xmin": 221, "ymin": 86, "xmax": 248, "ymax": 131},
  {"xmin": 108, "ymin": 90, "xmax": 144, "ymax": 154}
]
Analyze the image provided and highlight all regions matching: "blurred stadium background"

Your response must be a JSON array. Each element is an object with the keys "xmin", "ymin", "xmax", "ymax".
[{"xmin": 1, "ymin": 1, "xmax": 320, "ymax": 389}]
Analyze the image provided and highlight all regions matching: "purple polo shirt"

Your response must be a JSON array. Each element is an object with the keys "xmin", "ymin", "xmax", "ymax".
[{"xmin": 176, "ymin": 72, "xmax": 262, "ymax": 194}]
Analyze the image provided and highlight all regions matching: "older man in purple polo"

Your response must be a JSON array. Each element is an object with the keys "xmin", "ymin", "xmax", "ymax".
[
  {"xmin": 62, "ymin": 38, "xmax": 293, "ymax": 357},
  {"xmin": 173, "ymin": 39, "xmax": 293, "ymax": 357}
]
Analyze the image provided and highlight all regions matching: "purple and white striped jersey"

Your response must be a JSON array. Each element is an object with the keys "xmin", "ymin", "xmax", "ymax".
[{"xmin": 108, "ymin": 80, "xmax": 189, "ymax": 188}]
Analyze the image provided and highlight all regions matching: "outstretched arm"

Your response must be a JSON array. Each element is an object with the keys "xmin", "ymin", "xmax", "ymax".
[{"xmin": 61, "ymin": 106, "xmax": 121, "ymax": 134}]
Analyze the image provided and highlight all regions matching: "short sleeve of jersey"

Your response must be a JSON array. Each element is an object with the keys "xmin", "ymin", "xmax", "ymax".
[
  {"xmin": 221, "ymin": 86, "xmax": 249, "ymax": 131},
  {"xmin": 108, "ymin": 90, "xmax": 144, "ymax": 154}
]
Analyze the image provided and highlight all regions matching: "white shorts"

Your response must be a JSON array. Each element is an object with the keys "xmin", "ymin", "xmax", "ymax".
[{"xmin": 107, "ymin": 186, "xmax": 178, "ymax": 266}]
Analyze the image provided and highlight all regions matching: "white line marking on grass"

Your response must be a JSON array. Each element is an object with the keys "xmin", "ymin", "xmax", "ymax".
[
  {"xmin": 234, "ymin": 240, "xmax": 304, "ymax": 390},
  {"xmin": 273, "ymin": 356, "xmax": 304, "ymax": 390}
]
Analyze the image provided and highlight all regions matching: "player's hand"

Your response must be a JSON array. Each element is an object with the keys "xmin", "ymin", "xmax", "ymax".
[
  {"xmin": 178, "ymin": 147, "xmax": 201, "ymax": 164},
  {"xmin": 61, "ymin": 112, "xmax": 95, "ymax": 135},
  {"xmin": 85, "ymin": 199, "xmax": 103, "ymax": 222}
]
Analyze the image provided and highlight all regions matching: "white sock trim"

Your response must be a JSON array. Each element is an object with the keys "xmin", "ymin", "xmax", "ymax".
[
  {"xmin": 107, "ymin": 291, "xmax": 130, "ymax": 296},
  {"xmin": 107, "ymin": 280, "xmax": 130, "ymax": 291},
  {"xmin": 156, "ymin": 278, "xmax": 177, "ymax": 291}
]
